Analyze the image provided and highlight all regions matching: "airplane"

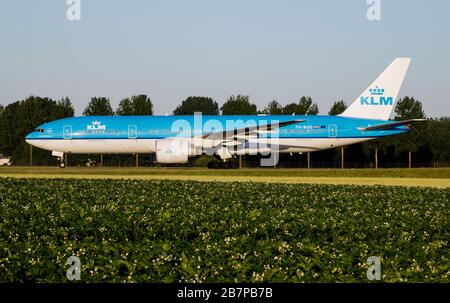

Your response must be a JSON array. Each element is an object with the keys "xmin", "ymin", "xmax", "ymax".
[{"xmin": 26, "ymin": 58, "xmax": 425, "ymax": 168}]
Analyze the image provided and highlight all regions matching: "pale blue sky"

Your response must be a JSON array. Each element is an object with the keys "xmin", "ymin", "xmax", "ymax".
[{"xmin": 1, "ymin": 0, "xmax": 449, "ymax": 117}]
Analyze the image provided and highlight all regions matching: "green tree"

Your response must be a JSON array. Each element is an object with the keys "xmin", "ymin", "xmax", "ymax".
[
  {"xmin": 282, "ymin": 103, "xmax": 298, "ymax": 115},
  {"xmin": 51, "ymin": 97, "xmax": 75, "ymax": 119},
  {"xmin": 116, "ymin": 98, "xmax": 133, "ymax": 116},
  {"xmin": 394, "ymin": 96, "xmax": 426, "ymax": 120},
  {"xmin": 380, "ymin": 97, "xmax": 427, "ymax": 168},
  {"xmin": 427, "ymin": 118, "xmax": 450, "ymax": 163},
  {"xmin": 0, "ymin": 102, "xmax": 19, "ymax": 157},
  {"xmin": 261, "ymin": 100, "xmax": 283, "ymax": 115},
  {"xmin": 282, "ymin": 97, "xmax": 319, "ymax": 115},
  {"xmin": 117, "ymin": 95, "xmax": 153, "ymax": 115},
  {"xmin": 132, "ymin": 95, "xmax": 153, "ymax": 115},
  {"xmin": 221, "ymin": 95, "xmax": 257, "ymax": 115},
  {"xmin": 297, "ymin": 96, "xmax": 319, "ymax": 115},
  {"xmin": 328, "ymin": 100, "xmax": 347, "ymax": 116},
  {"xmin": 173, "ymin": 96, "xmax": 219, "ymax": 115},
  {"xmin": 0, "ymin": 104, "xmax": 4, "ymax": 116},
  {"xmin": 0, "ymin": 96, "xmax": 75, "ymax": 164},
  {"xmin": 83, "ymin": 97, "xmax": 114, "ymax": 116}
]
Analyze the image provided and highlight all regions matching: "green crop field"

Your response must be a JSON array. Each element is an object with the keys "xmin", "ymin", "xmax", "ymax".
[
  {"xmin": 2, "ymin": 166, "xmax": 450, "ymax": 178},
  {"xmin": 1, "ymin": 167, "xmax": 450, "ymax": 188},
  {"xmin": 0, "ymin": 178, "xmax": 448, "ymax": 282}
]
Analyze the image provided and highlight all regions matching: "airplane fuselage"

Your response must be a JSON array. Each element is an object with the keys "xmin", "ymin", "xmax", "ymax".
[{"xmin": 26, "ymin": 115, "xmax": 408, "ymax": 155}]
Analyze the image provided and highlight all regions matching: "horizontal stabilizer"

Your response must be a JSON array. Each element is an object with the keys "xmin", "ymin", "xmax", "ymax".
[{"xmin": 358, "ymin": 119, "xmax": 426, "ymax": 131}]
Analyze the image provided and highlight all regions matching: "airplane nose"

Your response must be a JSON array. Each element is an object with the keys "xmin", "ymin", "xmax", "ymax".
[{"xmin": 25, "ymin": 133, "xmax": 36, "ymax": 146}]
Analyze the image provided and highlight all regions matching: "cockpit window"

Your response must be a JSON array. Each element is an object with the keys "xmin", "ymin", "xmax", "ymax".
[{"xmin": 33, "ymin": 128, "xmax": 45, "ymax": 133}]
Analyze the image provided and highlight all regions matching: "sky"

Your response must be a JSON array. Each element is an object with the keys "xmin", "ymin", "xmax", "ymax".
[{"xmin": 1, "ymin": 0, "xmax": 449, "ymax": 117}]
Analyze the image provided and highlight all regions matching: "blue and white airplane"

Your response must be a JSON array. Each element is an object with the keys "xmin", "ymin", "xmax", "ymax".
[{"xmin": 26, "ymin": 58, "xmax": 424, "ymax": 168}]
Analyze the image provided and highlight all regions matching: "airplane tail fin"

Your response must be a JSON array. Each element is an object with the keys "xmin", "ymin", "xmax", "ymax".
[{"xmin": 339, "ymin": 58, "xmax": 411, "ymax": 120}]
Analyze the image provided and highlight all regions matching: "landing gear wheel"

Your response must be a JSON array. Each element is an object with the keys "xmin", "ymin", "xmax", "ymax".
[{"xmin": 59, "ymin": 161, "xmax": 66, "ymax": 168}]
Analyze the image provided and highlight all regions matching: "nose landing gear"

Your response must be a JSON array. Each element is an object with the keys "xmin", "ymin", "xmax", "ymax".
[
  {"xmin": 59, "ymin": 161, "xmax": 66, "ymax": 168},
  {"xmin": 52, "ymin": 151, "xmax": 66, "ymax": 168},
  {"xmin": 57, "ymin": 156, "xmax": 66, "ymax": 168}
]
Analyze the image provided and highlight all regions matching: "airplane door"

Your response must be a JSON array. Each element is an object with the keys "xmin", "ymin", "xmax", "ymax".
[
  {"xmin": 328, "ymin": 124, "xmax": 337, "ymax": 138},
  {"xmin": 128, "ymin": 125, "xmax": 137, "ymax": 139},
  {"xmin": 63, "ymin": 125, "xmax": 72, "ymax": 140}
]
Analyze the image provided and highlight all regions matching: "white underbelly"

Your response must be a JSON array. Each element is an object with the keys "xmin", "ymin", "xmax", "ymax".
[
  {"xmin": 274, "ymin": 137, "xmax": 374, "ymax": 153},
  {"xmin": 28, "ymin": 139, "xmax": 157, "ymax": 154},
  {"xmin": 27, "ymin": 137, "xmax": 374, "ymax": 154}
]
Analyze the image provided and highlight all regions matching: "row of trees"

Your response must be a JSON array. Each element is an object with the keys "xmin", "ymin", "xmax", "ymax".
[
  {"xmin": 80, "ymin": 94, "xmax": 320, "ymax": 116},
  {"xmin": 83, "ymin": 95, "xmax": 154, "ymax": 116},
  {"xmin": 0, "ymin": 94, "xmax": 449, "ymax": 167}
]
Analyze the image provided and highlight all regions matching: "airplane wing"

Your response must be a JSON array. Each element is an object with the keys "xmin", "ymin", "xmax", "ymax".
[
  {"xmin": 201, "ymin": 119, "xmax": 305, "ymax": 140},
  {"xmin": 358, "ymin": 119, "xmax": 426, "ymax": 131}
]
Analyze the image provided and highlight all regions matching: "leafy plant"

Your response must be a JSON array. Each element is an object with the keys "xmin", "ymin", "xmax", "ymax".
[{"xmin": 0, "ymin": 178, "xmax": 448, "ymax": 282}]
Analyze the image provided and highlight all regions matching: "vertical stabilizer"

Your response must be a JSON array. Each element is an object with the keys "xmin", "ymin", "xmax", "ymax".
[{"xmin": 340, "ymin": 58, "xmax": 411, "ymax": 120}]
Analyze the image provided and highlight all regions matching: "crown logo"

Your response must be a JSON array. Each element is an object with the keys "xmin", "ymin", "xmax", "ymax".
[
  {"xmin": 92, "ymin": 121, "xmax": 102, "ymax": 125},
  {"xmin": 369, "ymin": 86, "xmax": 385, "ymax": 95}
]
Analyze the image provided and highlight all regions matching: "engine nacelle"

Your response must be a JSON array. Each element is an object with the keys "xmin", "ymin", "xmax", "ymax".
[{"xmin": 155, "ymin": 139, "xmax": 189, "ymax": 164}]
